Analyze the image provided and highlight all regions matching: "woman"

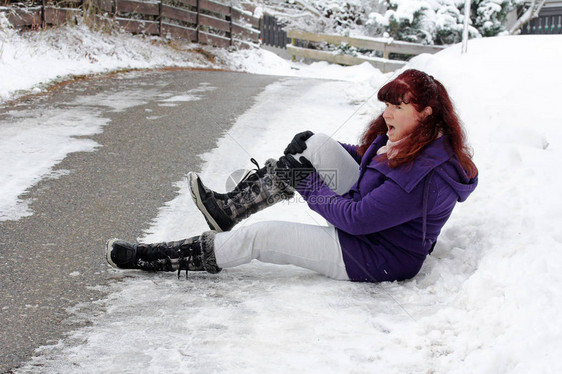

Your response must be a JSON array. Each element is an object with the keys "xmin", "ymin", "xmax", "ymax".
[{"xmin": 106, "ymin": 69, "xmax": 478, "ymax": 282}]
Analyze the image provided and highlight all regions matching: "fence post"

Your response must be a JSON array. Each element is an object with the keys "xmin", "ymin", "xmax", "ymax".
[
  {"xmin": 273, "ymin": 17, "xmax": 278, "ymax": 47},
  {"xmin": 41, "ymin": 0, "xmax": 46, "ymax": 28},
  {"xmin": 158, "ymin": 0, "xmax": 162, "ymax": 37},
  {"xmin": 291, "ymin": 36, "xmax": 296, "ymax": 61},
  {"xmin": 229, "ymin": 6, "xmax": 233, "ymax": 46},
  {"xmin": 261, "ymin": 14, "xmax": 268, "ymax": 45},
  {"xmin": 259, "ymin": 16, "xmax": 263, "ymax": 43},
  {"xmin": 195, "ymin": 0, "xmax": 200, "ymax": 43}
]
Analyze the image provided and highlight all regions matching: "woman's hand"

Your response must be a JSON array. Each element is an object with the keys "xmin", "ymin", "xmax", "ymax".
[
  {"xmin": 284, "ymin": 131, "xmax": 314, "ymax": 155},
  {"xmin": 276, "ymin": 154, "xmax": 316, "ymax": 188}
]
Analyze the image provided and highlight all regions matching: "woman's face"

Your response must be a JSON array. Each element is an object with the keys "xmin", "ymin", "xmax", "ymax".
[{"xmin": 383, "ymin": 101, "xmax": 424, "ymax": 142}]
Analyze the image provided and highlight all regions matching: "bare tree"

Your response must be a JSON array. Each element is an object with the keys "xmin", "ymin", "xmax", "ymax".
[{"xmin": 509, "ymin": 0, "xmax": 547, "ymax": 34}]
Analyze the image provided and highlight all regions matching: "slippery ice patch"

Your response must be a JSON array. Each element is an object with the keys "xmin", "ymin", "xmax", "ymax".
[{"xmin": 0, "ymin": 107, "xmax": 107, "ymax": 220}]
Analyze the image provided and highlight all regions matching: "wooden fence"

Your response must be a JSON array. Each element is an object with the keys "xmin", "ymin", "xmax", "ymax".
[
  {"xmin": 0, "ymin": 0, "xmax": 260, "ymax": 48},
  {"xmin": 1, "ymin": 0, "xmax": 83, "ymax": 29},
  {"xmin": 287, "ymin": 29, "xmax": 446, "ymax": 73},
  {"xmin": 260, "ymin": 13, "xmax": 288, "ymax": 48}
]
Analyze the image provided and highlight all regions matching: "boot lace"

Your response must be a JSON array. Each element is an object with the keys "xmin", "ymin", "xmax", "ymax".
[
  {"xmin": 249, "ymin": 158, "xmax": 261, "ymax": 171},
  {"xmin": 177, "ymin": 254, "xmax": 190, "ymax": 279},
  {"xmin": 176, "ymin": 241, "xmax": 204, "ymax": 278},
  {"xmin": 136, "ymin": 247, "xmax": 199, "ymax": 279},
  {"xmin": 234, "ymin": 158, "xmax": 262, "ymax": 186}
]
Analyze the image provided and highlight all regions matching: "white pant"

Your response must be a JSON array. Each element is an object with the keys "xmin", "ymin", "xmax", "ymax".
[
  {"xmin": 213, "ymin": 133, "xmax": 361, "ymax": 280},
  {"xmin": 214, "ymin": 221, "xmax": 349, "ymax": 280}
]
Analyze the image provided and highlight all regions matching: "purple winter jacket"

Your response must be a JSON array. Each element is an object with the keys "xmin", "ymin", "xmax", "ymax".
[{"xmin": 296, "ymin": 134, "xmax": 478, "ymax": 282}]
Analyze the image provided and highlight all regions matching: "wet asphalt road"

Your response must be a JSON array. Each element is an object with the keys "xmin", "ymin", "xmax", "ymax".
[{"xmin": 0, "ymin": 69, "xmax": 280, "ymax": 372}]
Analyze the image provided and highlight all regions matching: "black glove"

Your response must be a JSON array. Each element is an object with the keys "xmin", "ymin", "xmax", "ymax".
[
  {"xmin": 284, "ymin": 131, "xmax": 314, "ymax": 155},
  {"xmin": 276, "ymin": 154, "xmax": 315, "ymax": 188}
]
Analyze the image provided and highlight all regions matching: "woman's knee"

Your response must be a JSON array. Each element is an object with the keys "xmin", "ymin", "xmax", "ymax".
[
  {"xmin": 300, "ymin": 133, "xmax": 359, "ymax": 194},
  {"xmin": 300, "ymin": 133, "xmax": 341, "ymax": 165},
  {"xmin": 303, "ymin": 133, "xmax": 333, "ymax": 153}
]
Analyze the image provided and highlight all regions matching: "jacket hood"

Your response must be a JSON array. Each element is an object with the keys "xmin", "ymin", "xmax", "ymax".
[
  {"xmin": 435, "ymin": 156, "xmax": 478, "ymax": 202},
  {"xmin": 369, "ymin": 135, "xmax": 478, "ymax": 201}
]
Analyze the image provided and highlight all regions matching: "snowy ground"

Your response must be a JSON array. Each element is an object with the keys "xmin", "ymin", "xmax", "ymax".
[{"xmin": 2, "ymin": 14, "xmax": 562, "ymax": 373}]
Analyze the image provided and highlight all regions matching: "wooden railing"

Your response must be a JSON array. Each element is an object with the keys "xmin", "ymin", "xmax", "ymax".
[
  {"xmin": 1, "ymin": 0, "xmax": 83, "ymax": 29},
  {"xmin": 0, "ymin": 0, "xmax": 260, "ymax": 48},
  {"xmin": 287, "ymin": 30, "xmax": 446, "ymax": 73}
]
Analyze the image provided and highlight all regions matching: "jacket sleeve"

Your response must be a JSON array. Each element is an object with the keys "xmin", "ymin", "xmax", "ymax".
[
  {"xmin": 296, "ymin": 172, "xmax": 423, "ymax": 235},
  {"xmin": 338, "ymin": 142, "xmax": 362, "ymax": 164}
]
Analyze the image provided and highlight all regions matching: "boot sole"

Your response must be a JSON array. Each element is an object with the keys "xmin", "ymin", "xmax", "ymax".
[
  {"xmin": 187, "ymin": 172, "xmax": 224, "ymax": 232},
  {"xmin": 105, "ymin": 238, "xmax": 120, "ymax": 269}
]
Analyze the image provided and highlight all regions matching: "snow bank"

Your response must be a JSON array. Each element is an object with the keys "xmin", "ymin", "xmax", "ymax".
[
  {"xmin": 0, "ymin": 15, "xmax": 214, "ymax": 102},
  {"xmin": 0, "ymin": 13, "xmax": 379, "ymax": 104},
  {"xmin": 403, "ymin": 34, "xmax": 562, "ymax": 373}
]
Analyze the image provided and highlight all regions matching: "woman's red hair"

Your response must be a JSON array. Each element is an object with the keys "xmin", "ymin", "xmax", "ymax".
[{"xmin": 357, "ymin": 69, "xmax": 477, "ymax": 178}]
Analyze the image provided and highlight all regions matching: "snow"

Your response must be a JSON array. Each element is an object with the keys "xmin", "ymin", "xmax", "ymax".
[
  {"xmin": 2, "ymin": 11, "xmax": 562, "ymax": 374},
  {"xmin": 0, "ymin": 15, "xmax": 378, "ymax": 221}
]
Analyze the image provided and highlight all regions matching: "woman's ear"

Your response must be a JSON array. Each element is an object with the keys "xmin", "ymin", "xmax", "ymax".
[{"xmin": 421, "ymin": 106, "xmax": 433, "ymax": 119}]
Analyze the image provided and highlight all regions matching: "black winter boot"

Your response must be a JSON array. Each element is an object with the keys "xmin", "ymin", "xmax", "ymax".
[
  {"xmin": 105, "ymin": 231, "xmax": 221, "ymax": 277},
  {"xmin": 188, "ymin": 159, "xmax": 295, "ymax": 232}
]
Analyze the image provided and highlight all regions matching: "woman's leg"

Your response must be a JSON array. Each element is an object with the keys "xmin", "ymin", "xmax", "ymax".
[
  {"xmin": 188, "ymin": 159, "xmax": 293, "ymax": 232},
  {"xmin": 189, "ymin": 133, "xmax": 360, "ymax": 232},
  {"xmin": 105, "ymin": 221, "xmax": 347, "ymax": 280},
  {"xmin": 214, "ymin": 220, "xmax": 349, "ymax": 281},
  {"xmin": 298, "ymin": 133, "xmax": 360, "ymax": 195}
]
